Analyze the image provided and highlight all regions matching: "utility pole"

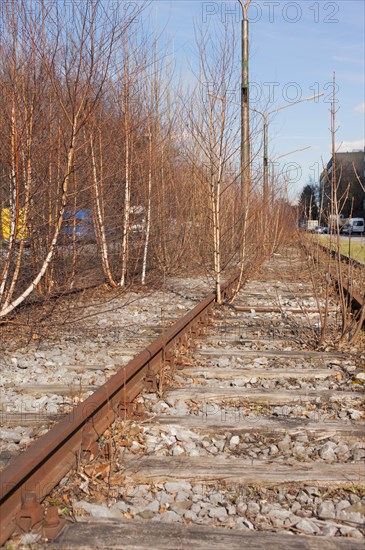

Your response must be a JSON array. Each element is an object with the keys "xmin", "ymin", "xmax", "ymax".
[
  {"xmin": 252, "ymin": 93, "xmax": 323, "ymax": 207},
  {"xmin": 238, "ymin": 0, "xmax": 251, "ymax": 208},
  {"xmin": 263, "ymin": 117, "xmax": 268, "ymax": 205}
]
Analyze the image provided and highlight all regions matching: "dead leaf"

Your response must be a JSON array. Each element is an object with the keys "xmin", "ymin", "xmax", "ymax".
[
  {"xmin": 84, "ymin": 463, "xmax": 110, "ymax": 479},
  {"xmin": 109, "ymin": 474, "xmax": 125, "ymax": 484},
  {"xmin": 118, "ymin": 439, "xmax": 133, "ymax": 447}
]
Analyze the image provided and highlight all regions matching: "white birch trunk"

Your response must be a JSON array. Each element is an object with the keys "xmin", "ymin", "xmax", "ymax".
[
  {"xmin": 71, "ymin": 176, "xmax": 77, "ymax": 286},
  {"xmin": 208, "ymin": 108, "xmax": 222, "ymax": 304},
  {"xmin": 120, "ymin": 109, "xmax": 130, "ymax": 286},
  {"xmin": 0, "ymin": 105, "xmax": 18, "ymax": 303},
  {"xmin": 5, "ymin": 73, "xmax": 36, "ymax": 305},
  {"xmin": 215, "ymin": 170, "xmax": 222, "ymax": 305},
  {"xmin": 3, "ymin": 117, "xmax": 32, "ymax": 308},
  {"xmin": 90, "ymin": 132, "xmax": 117, "ymax": 287},
  {"xmin": 141, "ymin": 131, "xmax": 152, "ymax": 285},
  {"xmin": 0, "ymin": 122, "xmax": 77, "ymax": 318}
]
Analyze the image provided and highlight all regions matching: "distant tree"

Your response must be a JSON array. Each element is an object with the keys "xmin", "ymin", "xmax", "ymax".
[{"xmin": 299, "ymin": 183, "xmax": 318, "ymax": 220}]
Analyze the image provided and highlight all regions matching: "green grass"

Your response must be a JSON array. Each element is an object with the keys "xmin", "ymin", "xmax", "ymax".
[{"xmin": 314, "ymin": 235, "xmax": 365, "ymax": 264}]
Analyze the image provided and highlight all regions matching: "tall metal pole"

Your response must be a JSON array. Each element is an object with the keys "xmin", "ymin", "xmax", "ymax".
[
  {"xmin": 263, "ymin": 116, "xmax": 268, "ymax": 206},
  {"xmin": 253, "ymin": 93, "xmax": 323, "ymax": 207},
  {"xmin": 240, "ymin": 1, "xmax": 250, "ymax": 208}
]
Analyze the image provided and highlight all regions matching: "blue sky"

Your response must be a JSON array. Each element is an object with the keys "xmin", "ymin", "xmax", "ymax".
[{"xmin": 146, "ymin": 0, "xmax": 364, "ymax": 199}]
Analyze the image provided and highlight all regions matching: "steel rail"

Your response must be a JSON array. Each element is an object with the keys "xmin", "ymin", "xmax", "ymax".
[
  {"xmin": 334, "ymin": 280, "xmax": 364, "ymax": 318},
  {"xmin": 313, "ymin": 242, "xmax": 364, "ymax": 307},
  {"xmin": 0, "ymin": 273, "xmax": 239, "ymax": 545},
  {"xmin": 315, "ymin": 241, "xmax": 364, "ymax": 270},
  {"xmin": 305, "ymin": 241, "xmax": 365, "ymax": 324}
]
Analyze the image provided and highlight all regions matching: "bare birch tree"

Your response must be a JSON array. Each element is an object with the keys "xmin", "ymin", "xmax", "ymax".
[
  {"xmin": 0, "ymin": 0, "xmax": 142, "ymax": 317},
  {"xmin": 184, "ymin": 22, "xmax": 239, "ymax": 303}
]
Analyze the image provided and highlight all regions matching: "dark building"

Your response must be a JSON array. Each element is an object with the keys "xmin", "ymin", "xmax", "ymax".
[{"xmin": 319, "ymin": 148, "xmax": 365, "ymax": 219}]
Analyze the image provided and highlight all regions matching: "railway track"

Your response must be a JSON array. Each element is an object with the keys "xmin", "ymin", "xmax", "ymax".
[
  {"xmin": 1, "ymin": 247, "xmax": 364, "ymax": 548},
  {"xmin": 0, "ymin": 277, "xmax": 212, "ymax": 467},
  {"xmin": 306, "ymin": 240, "xmax": 365, "ymax": 333},
  {"xmin": 314, "ymin": 239, "xmax": 364, "ymax": 269},
  {"xmin": 311, "ymin": 240, "xmax": 364, "ymax": 310}
]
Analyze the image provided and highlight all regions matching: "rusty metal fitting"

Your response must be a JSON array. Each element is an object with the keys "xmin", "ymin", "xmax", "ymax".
[
  {"xmin": 145, "ymin": 366, "xmax": 158, "ymax": 391},
  {"xmin": 42, "ymin": 507, "xmax": 67, "ymax": 540},
  {"xmin": 134, "ymin": 402, "xmax": 145, "ymax": 417},
  {"xmin": 15, "ymin": 493, "xmax": 43, "ymax": 533},
  {"xmin": 117, "ymin": 399, "xmax": 133, "ymax": 418},
  {"xmin": 163, "ymin": 349, "xmax": 175, "ymax": 367}
]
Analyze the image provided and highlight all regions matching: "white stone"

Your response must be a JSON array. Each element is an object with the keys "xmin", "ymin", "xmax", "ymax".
[
  {"xmin": 184, "ymin": 510, "xmax": 197, "ymax": 521},
  {"xmin": 165, "ymin": 481, "xmax": 191, "ymax": 494},
  {"xmin": 268, "ymin": 508, "xmax": 291, "ymax": 520},
  {"xmin": 320, "ymin": 442, "xmax": 336, "ymax": 461},
  {"xmin": 320, "ymin": 523, "xmax": 338, "ymax": 537},
  {"xmin": 295, "ymin": 518, "xmax": 318, "ymax": 534},
  {"xmin": 144, "ymin": 499, "xmax": 159, "ymax": 513},
  {"xmin": 111, "ymin": 501, "xmax": 129, "ymax": 513},
  {"xmin": 336, "ymin": 499, "xmax": 351, "ymax": 512},
  {"xmin": 340, "ymin": 526, "xmax": 364, "ymax": 539},
  {"xmin": 317, "ymin": 500, "xmax": 336, "ymax": 519},
  {"xmin": 229, "ymin": 435, "xmax": 240, "ymax": 448},
  {"xmin": 208, "ymin": 506, "xmax": 228, "ymax": 519},
  {"xmin": 159, "ymin": 510, "xmax": 181, "ymax": 523},
  {"xmin": 46, "ymin": 403, "xmax": 59, "ymax": 414},
  {"xmin": 348, "ymin": 409, "xmax": 362, "ymax": 420},
  {"xmin": 247, "ymin": 501, "xmax": 260, "ymax": 515},
  {"xmin": 172, "ymin": 445, "xmax": 185, "ymax": 456},
  {"xmin": 73, "ymin": 501, "xmax": 122, "ymax": 519}
]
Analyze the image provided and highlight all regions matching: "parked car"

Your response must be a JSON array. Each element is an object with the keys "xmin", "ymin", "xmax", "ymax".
[
  {"xmin": 1, "ymin": 207, "xmax": 29, "ymax": 242},
  {"xmin": 341, "ymin": 218, "xmax": 365, "ymax": 235},
  {"xmin": 312, "ymin": 226, "xmax": 327, "ymax": 234},
  {"xmin": 61, "ymin": 209, "xmax": 96, "ymax": 241}
]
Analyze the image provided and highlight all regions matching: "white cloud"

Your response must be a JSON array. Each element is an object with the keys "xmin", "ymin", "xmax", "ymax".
[
  {"xmin": 333, "ymin": 55, "xmax": 353, "ymax": 63},
  {"xmin": 335, "ymin": 139, "xmax": 365, "ymax": 152},
  {"xmin": 355, "ymin": 103, "xmax": 365, "ymax": 114}
]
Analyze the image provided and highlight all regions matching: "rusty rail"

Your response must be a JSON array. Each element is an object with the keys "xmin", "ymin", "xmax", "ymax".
[
  {"xmin": 305, "ymin": 240, "xmax": 365, "ymax": 325},
  {"xmin": 334, "ymin": 280, "xmax": 364, "ymax": 318},
  {"xmin": 314, "ymin": 241, "xmax": 364, "ymax": 270},
  {"xmin": 0, "ymin": 273, "xmax": 239, "ymax": 545}
]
